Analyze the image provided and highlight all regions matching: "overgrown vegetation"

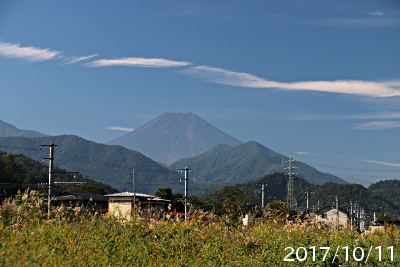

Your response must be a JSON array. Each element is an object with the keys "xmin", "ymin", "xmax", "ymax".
[{"xmin": 1, "ymin": 189, "xmax": 399, "ymax": 266}]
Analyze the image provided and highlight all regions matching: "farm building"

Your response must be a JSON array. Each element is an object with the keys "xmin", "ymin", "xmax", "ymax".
[
  {"xmin": 105, "ymin": 192, "xmax": 170, "ymax": 220},
  {"xmin": 53, "ymin": 191, "xmax": 108, "ymax": 212}
]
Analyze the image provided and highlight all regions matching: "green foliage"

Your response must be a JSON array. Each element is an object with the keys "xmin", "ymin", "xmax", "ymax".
[
  {"xmin": 0, "ymin": 151, "xmax": 118, "ymax": 198},
  {"xmin": 369, "ymin": 179, "xmax": 400, "ymax": 206},
  {"xmin": 155, "ymin": 187, "xmax": 173, "ymax": 200},
  {"xmin": 377, "ymin": 211, "xmax": 391, "ymax": 220},
  {"xmin": 155, "ymin": 187, "xmax": 184, "ymax": 212},
  {"xmin": 209, "ymin": 186, "xmax": 256, "ymax": 226}
]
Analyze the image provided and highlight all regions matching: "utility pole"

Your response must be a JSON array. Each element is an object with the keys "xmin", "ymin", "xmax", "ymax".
[
  {"xmin": 131, "ymin": 169, "xmax": 136, "ymax": 214},
  {"xmin": 334, "ymin": 196, "xmax": 344, "ymax": 231},
  {"xmin": 355, "ymin": 202, "xmax": 359, "ymax": 228},
  {"xmin": 40, "ymin": 144, "xmax": 79, "ymax": 218},
  {"xmin": 350, "ymin": 200, "xmax": 353, "ymax": 232},
  {"xmin": 286, "ymin": 154, "xmax": 297, "ymax": 208},
  {"xmin": 178, "ymin": 167, "xmax": 191, "ymax": 223},
  {"xmin": 256, "ymin": 182, "xmax": 267, "ymax": 208},
  {"xmin": 305, "ymin": 191, "xmax": 314, "ymax": 212},
  {"xmin": 40, "ymin": 143, "xmax": 56, "ymax": 218},
  {"xmin": 336, "ymin": 196, "xmax": 340, "ymax": 232}
]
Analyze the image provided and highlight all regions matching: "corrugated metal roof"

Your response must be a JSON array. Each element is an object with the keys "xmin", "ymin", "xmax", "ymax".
[
  {"xmin": 55, "ymin": 191, "xmax": 108, "ymax": 202},
  {"xmin": 104, "ymin": 192, "xmax": 170, "ymax": 202},
  {"xmin": 104, "ymin": 192, "xmax": 155, "ymax": 198}
]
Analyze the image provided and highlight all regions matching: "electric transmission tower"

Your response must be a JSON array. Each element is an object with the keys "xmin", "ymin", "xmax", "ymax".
[{"xmin": 286, "ymin": 154, "xmax": 297, "ymax": 208}]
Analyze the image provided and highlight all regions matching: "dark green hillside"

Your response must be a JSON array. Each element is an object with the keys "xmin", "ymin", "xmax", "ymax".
[
  {"xmin": 170, "ymin": 141, "xmax": 347, "ymax": 192},
  {"xmin": 230, "ymin": 172, "xmax": 399, "ymax": 215},
  {"xmin": 369, "ymin": 179, "xmax": 400, "ymax": 206},
  {"xmin": 314, "ymin": 182, "xmax": 398, "ymax": 216},
  {"xmin": 0, "ymin": 135, "xmax": 183, "ymax": 194},
  {"xmin": 0, "ymin": 151, "xmax": 118, "ymax": 198}
]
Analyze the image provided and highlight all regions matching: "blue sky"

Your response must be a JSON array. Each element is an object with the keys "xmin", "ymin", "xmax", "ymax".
[{"xmin": 0, "ymin": 1, "xmax": 399, "ymax": 186}]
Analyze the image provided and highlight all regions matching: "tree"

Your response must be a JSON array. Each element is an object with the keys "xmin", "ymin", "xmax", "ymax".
[
  {"xmin": 210, "ymin": 186, "xmax": 256, "ymax": 225},
  {"xmin": 1, "ymin": 153, "xmax": 23, "ymax": 184},
  {"xmin": 267, "ymin": 200, "xmax": 303, "ymax": 221},
  {"xmin": 377, "ymin": 212, "xmax": 391, "ymax": 220},
  {"xmin": 155, "ymin": 187, "xmax": 173, "ymax": 200},
  {"xmin": 155, "ymin": 187, "xmax": 184, "ymax": 212}
]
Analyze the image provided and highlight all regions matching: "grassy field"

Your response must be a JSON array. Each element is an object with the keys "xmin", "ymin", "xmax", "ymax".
[{"xmin": 0, "ymin": 191, "xmax": 399, "ymax": 266}]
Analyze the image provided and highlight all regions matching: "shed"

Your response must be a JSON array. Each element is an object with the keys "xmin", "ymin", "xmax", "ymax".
[{"xmin": 104, "ymin": 192, "xmax": 170, "ymax": 220}]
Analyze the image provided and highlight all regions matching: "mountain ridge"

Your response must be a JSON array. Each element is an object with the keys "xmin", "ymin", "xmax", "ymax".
[
  {"xmin": 169, "ymin": 141, "xmax": 347, "ymax": 191},
  {"xmin": 0, "ymin": 119, "xmax": 47, "ymax": 138}
]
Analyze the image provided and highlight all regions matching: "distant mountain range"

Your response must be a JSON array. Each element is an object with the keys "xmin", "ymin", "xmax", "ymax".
[
  {"xmin": 0, "ymin": 115, "xmax": 348, "ymax": 195},
  {"xmin": 0, "ymin": 119, "xmax": 47, "ymax": 138},
  {"xmin": 0, "ymin": 135, "xmax": 184, "ymax": 194},
  {"xmin": 170, "ymin": 141, "xmax": 347, "ymax": 192},
  {"xmin": 107, "ymin": 112, "xmax": 242, "ymax": 165}
]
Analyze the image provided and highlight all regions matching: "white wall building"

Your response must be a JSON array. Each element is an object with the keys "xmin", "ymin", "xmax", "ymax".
[
  {"xmin": 105, "ymin": 192, "xmax": 169, "ymax": 220},
  {"xmin": 316, "ymin": 206, "xmax": 349, "ymax": 230}
]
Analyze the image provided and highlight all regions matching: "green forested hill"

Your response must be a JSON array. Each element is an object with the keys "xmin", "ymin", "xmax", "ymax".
[
  {"xmin": 231, "ymin": 172, "xmax": 399, "ymax": 215},
  {"xmin": 369, "ymin": 179, "xmax": 400, "ymax": 206},
  {"xmin": 169, "ymin": 141, "xmax": 347, "ymax": 190},
  {"xmin": 0, "ymin": 135, "xmax": 184, "ymax": 194},
  {"xmin": 0, "ymin": 151, "xmax": 118, "ymax": 197}
]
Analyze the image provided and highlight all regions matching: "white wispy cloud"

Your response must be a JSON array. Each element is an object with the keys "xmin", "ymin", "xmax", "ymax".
[
  {"xmin": 181, "ymin": 66, "xmax": 400, "ymax": 98},
  {"xmin": 309, "ymin": 13, "xmax": 400, "ymax": 27},
  {"xmin": 293, "ymin": 151, "xmax": 310, "ymax": 155},
  {"xmin": 0, "ymin": 42, "xmax": 60, "ymax": 61},
  {"xmin": 324, "ymin": 17, "xmax": 400, "ymax": 27},
  {"xmin": 367, "ymin": 11, "xmax": 385, "ymax": 16},
  {"xmin": 86, "ymin": 57, "xmax": 192, "ymax": 68},
  {"xmin": 354, "ymin": 121, "xmax": 400, "ymax": 130},
  {"xmin": 285, "ymin": 112, "xmax": 400, "ymax": 121},
  {"xmin": 358, "ymin": 159, "xmax": 400, "ymax": 167},
  {"xmin": 65, "ymin": 54, "xmax": 99, "ymax": 64},
  {"xmin": 106, "ymin": 126, "xmax": 135, "ymax": 132}
]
